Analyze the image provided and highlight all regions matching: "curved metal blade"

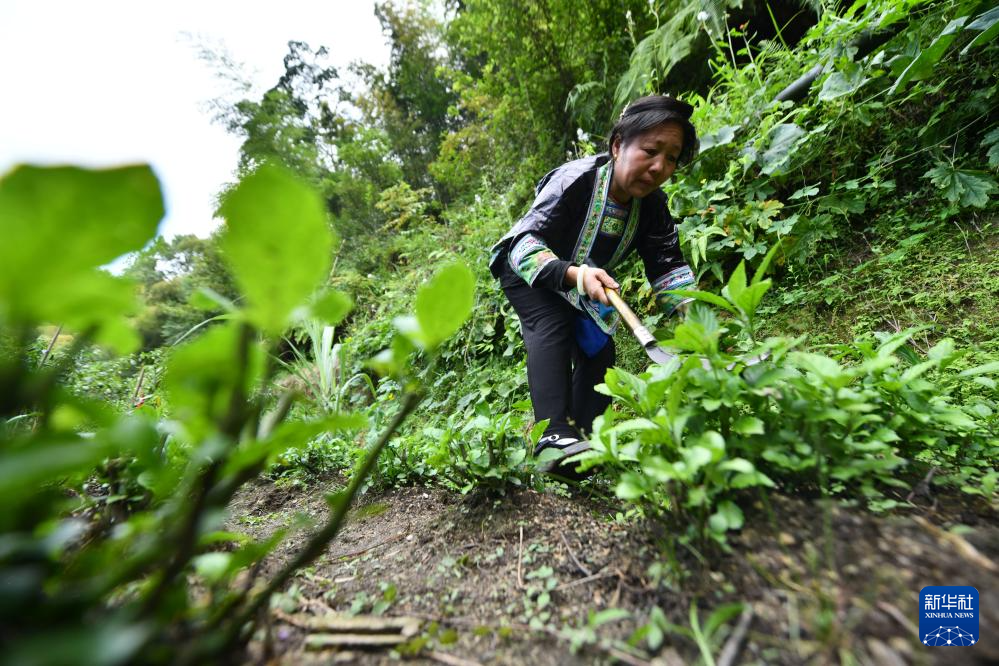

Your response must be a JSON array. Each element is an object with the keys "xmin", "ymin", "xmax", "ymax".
[{"xmin": 644, "ymin": 343, "xmax": 678, "ymax": 365}]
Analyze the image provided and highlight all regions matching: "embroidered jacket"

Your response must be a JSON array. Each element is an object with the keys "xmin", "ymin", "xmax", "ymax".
[{"xmin": 489, "ymin": 153, "xmax": 694, "ymax": 334}]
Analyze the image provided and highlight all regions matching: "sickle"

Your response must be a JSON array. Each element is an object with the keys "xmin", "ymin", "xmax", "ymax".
[{"xmin": 603, "ymin": 288, "xmax": 767, "ymax": 369}]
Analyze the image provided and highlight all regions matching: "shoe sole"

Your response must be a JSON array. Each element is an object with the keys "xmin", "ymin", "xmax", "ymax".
[{"xmin": 536, "ymin": 441, "xmax": 591, "ymax": 474}]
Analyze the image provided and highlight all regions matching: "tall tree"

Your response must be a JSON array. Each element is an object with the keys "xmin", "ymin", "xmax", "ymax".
[
  {"xmin": 357, "ymin": 1, "xmax": 456, "ymax": 191},
  {"xmin": 434, "ymin": 0, "xmax": 658, "ymax": 199}
]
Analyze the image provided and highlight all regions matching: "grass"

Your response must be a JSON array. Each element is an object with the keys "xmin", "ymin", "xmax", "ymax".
[{"xmin": 759, "ymin": 208, "xmax": 999, "ymax": 364}]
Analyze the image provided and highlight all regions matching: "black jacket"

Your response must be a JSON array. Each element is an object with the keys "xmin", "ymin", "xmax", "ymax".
[{"xmin": 489, "ymin": 153, "xmax": 689, "ymax": 293}]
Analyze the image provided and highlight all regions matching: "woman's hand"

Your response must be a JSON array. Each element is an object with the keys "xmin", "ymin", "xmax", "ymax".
[
  {"xmin": 565, "ymin": 265, "xmax": 619, "ymax": 305},
  {"xmin": 583, "ymin": 267, "xmax": 619, "ymax": 305}
]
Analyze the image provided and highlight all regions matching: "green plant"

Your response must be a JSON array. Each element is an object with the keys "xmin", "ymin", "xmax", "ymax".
[
  {"xmin": 279, "ymin": 318, "xmax": 376, "ymax": 414},
  {"xmin": 632, "ymin": 601, "xmax": 746, "ymax": 665},
  {"xmin": 579, "ymin": 247, "xmax": 998, "ymax": 547},
  {"xmin": 0, "ymin": 163, "xmax": 474, "ymax": 664}
]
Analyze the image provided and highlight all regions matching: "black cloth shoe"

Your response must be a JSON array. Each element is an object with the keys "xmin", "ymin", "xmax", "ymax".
[{"xmin": 534, "ymin": 433, "xmax": 592, "ymax": 477}]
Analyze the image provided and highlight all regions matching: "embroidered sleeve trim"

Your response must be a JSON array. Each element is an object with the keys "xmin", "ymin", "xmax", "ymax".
[
  {"xmin": 508, "ymin": 234, "xmax": 558, "ymax": 286},
  {"xmin": 651, "ymin": 265, "xmax": 695, "ymax": 317}
]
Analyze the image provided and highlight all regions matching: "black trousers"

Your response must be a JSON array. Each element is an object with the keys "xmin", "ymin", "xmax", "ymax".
[{"xmin": 502, "ymin": 280, "xmax": 614, "ymax": 439}]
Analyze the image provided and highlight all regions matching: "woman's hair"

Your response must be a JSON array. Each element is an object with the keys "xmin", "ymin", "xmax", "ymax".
[{"xmin": 608, "ymin": 95, "xmax": 699, "ymax": 167}]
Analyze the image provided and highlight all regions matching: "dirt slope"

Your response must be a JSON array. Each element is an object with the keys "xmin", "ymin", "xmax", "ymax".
[{"xmin": 227, "ymin": 480, "xmax": 998, "ymax": 665}]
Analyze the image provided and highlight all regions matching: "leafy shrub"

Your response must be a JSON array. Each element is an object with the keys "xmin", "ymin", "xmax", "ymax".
[
  {"xmin": 662, "ymin": 0, "xmax": 999, "ymax": 282},
  {"xmin": 579, "ymin": 248, "xmax": 998, "ymax": 545}
]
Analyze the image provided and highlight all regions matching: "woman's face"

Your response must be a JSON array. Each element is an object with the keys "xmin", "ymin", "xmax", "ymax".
[{"xmin": 609, "ymin": 121, "xmax": 684, "ymax": 202}]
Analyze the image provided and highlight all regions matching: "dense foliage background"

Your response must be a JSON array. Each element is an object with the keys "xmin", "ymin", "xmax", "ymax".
[{"xmin": 2, "ymin": 0, "xmax": 997, "ymax": 663}]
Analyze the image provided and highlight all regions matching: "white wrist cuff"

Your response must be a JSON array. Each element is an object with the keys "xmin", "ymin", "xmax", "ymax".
[{"xmin": 576, "ymin": 264, "xmax": 587, "ymax": 298}]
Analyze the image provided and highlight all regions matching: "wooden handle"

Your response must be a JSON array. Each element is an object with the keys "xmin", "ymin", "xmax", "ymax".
[{"xmin": 604, "ymin": 288, "xmax": 656, "ymax": 347}]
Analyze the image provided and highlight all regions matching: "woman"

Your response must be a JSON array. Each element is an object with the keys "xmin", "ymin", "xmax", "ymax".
[{"xmin": 488, "ymin": 95, "xmax": 699, "ymax": 475}]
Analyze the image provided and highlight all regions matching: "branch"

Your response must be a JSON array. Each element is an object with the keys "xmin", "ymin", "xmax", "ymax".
[{"xmin": 219, "ymin": 391, "xmax": 423, "ymax": 647}]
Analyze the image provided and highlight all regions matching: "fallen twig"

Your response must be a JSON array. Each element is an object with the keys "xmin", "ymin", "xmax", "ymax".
[
  {"xmin": 335, "ymin": 530, "xmax": 407, "ymax": 561},
  {"xmin": 553, "ymin": 567, "xmax": 616, "ymax": 592},
  {"xmin": 516, "ymin": 525, "xmax": 524, "ymax": 589},
  {"xmin": 876, "ymin": 601, "xmax": 918, "ymax": 638},
  {"xmin": 560, "ymin": 532, "xmax": 592, "ymax": 577},
  {"xmin": 913, "ymin": 516, "xmax": 998, "ymax": 572},
  {"xmin": 426, "ymin": 650, "xmax": 483, "ymax": 666},
  {"xmin": 274, "ymin": 608, "xmax": 420, "ymax": 636},
  {"xmin": 717, "ymin": 606, "xmax": 754, "ymax": 666},
  {"xmin": 38, "ymin": 324, "xmax": 63, "ymax": 367}
]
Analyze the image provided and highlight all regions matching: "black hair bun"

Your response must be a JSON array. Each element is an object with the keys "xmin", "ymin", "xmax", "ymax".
[{"xmin": 623, "ymin": 95, "xmax": 693, "ymax": 121}]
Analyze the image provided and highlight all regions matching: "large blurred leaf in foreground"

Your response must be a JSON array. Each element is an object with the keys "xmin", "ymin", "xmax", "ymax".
[
  {"xmin": 415, "ymin": 261, "xmax": 475, "ymax": 350},
  {"xmin": 219, "ymin": 165, "xmax": 333, "ymax": 335},
  {"xmin": 0, "ymin": 165, "xmax": 163, "ymax": 350}
]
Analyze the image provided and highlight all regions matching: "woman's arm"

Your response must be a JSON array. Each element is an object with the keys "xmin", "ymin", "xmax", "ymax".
[
  {"xmin": 636, "ymin": 199, "xmax": 695, "ymax": 318},
  {"xmin": 563, "ymin": 264, "xmax": 619, "ymax": 306}
]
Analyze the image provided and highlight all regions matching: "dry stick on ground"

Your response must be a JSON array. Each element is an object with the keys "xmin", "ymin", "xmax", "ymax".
[
  {"xmin": 335, "ymin": 530, "xmax": 407, "ymax": 561},
  {"xmin": 716, "ymin": 606, "xmax": 754, "ymax": 666},
  {"xmin": 516, "ymin": 525, "xmax": 525, "ymax": 589},
  {"xmin": 131, "ymin": 364, "xmax": 146, "ymax": 405},
  {"xmin": 560, "ymin": 532, "xmax": 592, "ymax": 577},
  {"xmin": 913, "ymin": 516, "xmax": 998, "ymax": 573},
  {"xmin": 553, "ymin": 567, "xmax": 616, "ymax": 592},
  {"xmin": 425, "ymin": 650, "xmax": 484, "ymax": 666},
  {"xmin": 611, "ymin": 575, "xmax": 623, "ymax": 607},
  {"xmin": 876, "ymin": 601, "xmax": 919, "ymax": 638},
  {"xmin": 906, "ymin": 466, "xmax": 938, "ymax": 502}
]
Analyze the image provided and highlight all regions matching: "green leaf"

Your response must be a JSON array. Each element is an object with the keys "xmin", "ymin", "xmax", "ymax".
[
  {"xmin": 0, "ymin": 164, "xmax": 163, "ymax": 283},
  {"xmin": 415, "ymin": 262, "xmax": 475, "ymax": 349},
  {"xmin": 683, "ymin": 446, "xmax": 713, "ymax": 472},
  {"xmin": 740, "ymin": 281, "xmax": 772, "ymax": 316},
  {"xmin": 732, "ymin": 416, "xmax": 765, "ymax": 436},
  {"xmin": 704, "ymin": 603, "xmax": 746, "ymax": 637},
  {"xmin": 0, "ymin": 164, "xmax": 163, "ymax": 349},
  {"xmin": 220, "ymin": 164, "xmax": 333, "ymax": 334},
  {"xmin": 962, "ymin": 6, "xmax": 999, "ymax": 54},
  {"xmin": 699, "ymin": 125, "xmax": 738, "ymax": 153},
  {"xmin": 960, "ymin": 361, "xmax": 999, "ymax": 376},
  {"xmin": 760, "ymin": 124, "xmax": 806, "ymax": 175},
  {"xmin": 818, "ymin": 68, "xmax": 868, "ymax": 101},
  {"xmin": 534, "ymin": 447, "xmax": 564, "ymax": 467},
  {"xmin": 224, "ymin": 412, "xmax": 368, "ymax": 475},
  {"xmin": 664, "ymin": 289, "xmax": 737, "ymax": 314},
  {"xmin": 984, "ymin": 128, "xmax": 999, "ymax": 169},
  {"xmin": 615, "ymin": 472, "xmax": 648, "ymax": 500},
  {"xmin": 789, "ymin": 185, "xmax": 819, "ymax": 200},
  {"xmin": 529, "ymin": 419, "xmax": 550, "ymax": 446},
  {"xmin": 752, "ymin": 240, "xmax": 782, "ymax": 287},
  {"xmin": 311, "ymin": 290, "xmax": 353, "ymax": 325},
  {"xmin": 163, "ymin": 323, "xmax": 265, "ymax": 440},
  {"xmin": 923, "ymin": 162, "xmax": 997, "ymax": 208},
  {"xmin": 719, "ymin": 457, "xmax": 756, "ymax": 474},
  {"xmin": 190, "ymin": 287, "xmax": 237, "ymax": 313},
  {"xmin": 0, "ymin": 436, "xmax": 116, "ymax": 505},
  {"xmin": 890, "ymin": 16, "xmax": 969, "ymax": 94},
  {"xmin": 709, "ymin": 500, "xmax": 745, "ymax": 532},
  {"xmin": 6, "ymin": 621, "xmax": 150, "ymax": 666},
  {"xmin": 790, "ymin": 352, "xmax": 851, "ymax": 387},
  {"xmin": 193, "ymin": 552, "xmax": 233, "ymax": 584},
  {"xmin": 592, "ymin": 608, "xmax": 630, "ymax": 626},
  {"xmin": 722, "ymin": 261, "xmax": 747, "ymax": 307}
]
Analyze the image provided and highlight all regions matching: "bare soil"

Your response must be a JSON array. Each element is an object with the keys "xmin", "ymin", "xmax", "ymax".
[{"xmin": 227, "ymin": 479, "xmax": 998, "ymax": 665}]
